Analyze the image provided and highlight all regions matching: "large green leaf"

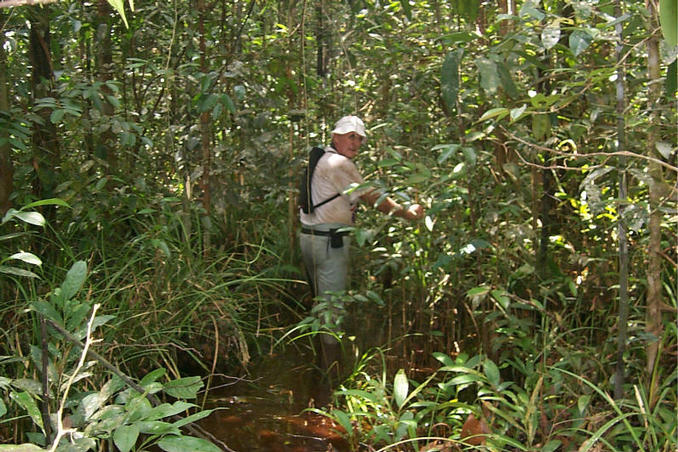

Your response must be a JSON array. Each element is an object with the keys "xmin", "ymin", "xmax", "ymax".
[
  {"xmin": 475, "ymin": 57, "xmax": 500, "ymax": 94},
  {"xmin": 441, "ymin": 49, "xmax": 463, "ymax": 111},
  {"xmin": 60, "ymin": 261, "xmax": 88, "ymax": 301},
  {"xmin": 569, "ymin": 29, "xmax": 593, "ymax": 56},
  {"xmin": 10, "ymin": 392, "xmax": 43, "ymax": 431},
  {"xmin": 660, "ymin": 0, "xmax": 677, "ymax": 47},
  {"xmin": 163, "ymin": 377, "xmax": 203, "ymax": 399},
  {"xmin": 113, "ymin": 424, "xmax": 139, "ymax": 452}
]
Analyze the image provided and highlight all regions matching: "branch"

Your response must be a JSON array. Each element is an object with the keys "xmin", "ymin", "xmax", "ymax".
[
  {"xmin": 0, "ymin": 0, "xmax": 59, "ymax": 8},
  {"xmin": 499, "ymin": 126, "xmax": 678, "ymax": 173}
]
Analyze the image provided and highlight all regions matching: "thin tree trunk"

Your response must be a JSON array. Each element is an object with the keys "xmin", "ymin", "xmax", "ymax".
[
  {"xmin": 0, "ymin": 17, "xmax": 13, "ymax": 214},
  {"xmin": 198, "ymin": 0, "xmax": 212, "ymax": 255},
  {"xmin": 613, "ymin": 0, "xmax": 629, "ymax": 401},
  {"xmin": 29, "ymin": 8, "xmax": 59, "ymax": 201},
  {"xmin": 644, "ymin": 0, "xmax": 664, "ymax": 392},
  {"xmin": 95, "ymin": 0, "xmax": 117, "ymax": 174}
]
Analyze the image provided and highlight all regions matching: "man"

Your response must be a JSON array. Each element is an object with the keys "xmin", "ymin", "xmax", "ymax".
[{"xmin": 299, "ymin": 115, "xmax": 424, "ymax": 376}]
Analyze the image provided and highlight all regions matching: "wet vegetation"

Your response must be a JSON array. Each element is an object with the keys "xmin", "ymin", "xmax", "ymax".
[{"xmin": 0, "ymin": 0, "xmax": 676, "ymax": 451}]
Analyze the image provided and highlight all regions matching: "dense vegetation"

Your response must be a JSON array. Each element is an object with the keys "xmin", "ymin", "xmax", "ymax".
[{"xmin": 0, "ymin": 0, "xmax": 675, "ymax": 451}]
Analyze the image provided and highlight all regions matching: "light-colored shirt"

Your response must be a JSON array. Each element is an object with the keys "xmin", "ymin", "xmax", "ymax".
[{"xmin": 300, "ymin": 146, "xmax": 370, "ymax": 226}]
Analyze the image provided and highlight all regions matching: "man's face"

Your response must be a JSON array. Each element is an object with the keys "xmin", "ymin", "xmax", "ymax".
[{"xmin": 333, "ymin": 132, "xmax": 364, "ymax": 159}]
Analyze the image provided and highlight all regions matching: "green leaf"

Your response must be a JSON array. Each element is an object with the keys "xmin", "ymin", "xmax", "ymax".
[
  {"xmin": 478, "ymin": 108, "xmax": 509, "ymax": 123},
  {"xmin": 60, "ymin": 261, "xmax": 88, "ymax": 301},
  {"xmin": 441, "ymin": 50, "xmax": 463, "ymax": 111},
  {"xmin": 136, "ymin": 420, "xmax": 180, "ymax": 435},
  {"xmin": 0, "ymin": 266, "xmax": 40, "ymax": 279},
  {"xmin": 29, "ymin": 301, "xmax": 63, "ymax": 325},
  {"xmin": 140, "ymin": 368, "xmax": 167, "ymax": 387},
  {"xmin": 542, "ymin": 440, "xmax": 562, "ymax": 452},
  {"xmin": 0, "ymin": 399, "xmax": 6, "ymax": 417},
  {"xmin": 496, "ymin": 62, "xmax": 519, "ymax": 98},
  {"xmin": 170, "ymin": 409, "xmax": 214, "ymax": 428},
  {"xmin": 660, "ymin": 0, "xmax": 677, "ymax": 47},
  {"xmin": 330, "ymin": 409, "xmax": 352, "ymax": 435},
  {"xmin": 163, "ymin": 377, "xmax": 203, "ymax": 399},
  {"xmin": 393, "ymin": 369, "xmax": 409, "ymax": 409},
  {"xmin": 483, "ymin": 359, "xmax": 500, "ymax": 386},
  {"xmin": 147, "ymin": 401, "xmax": 196, "ymax": 421},
  {"xmin": 475, "ymin": 57, "xmax": 500, "ymax": 94},
  {"xmin": 23, "ymin": 198, "xmax": 70, "ymax": 210},
  {"xmin": 569, "ymin": 29, "xmax": 593, "ymax": 56},
  {"xmin": 157, "ymin": 435, "xmax": 222, "ymax": 452},
  {"xmin": 107, "ymin": 0, "xmax": 130, "ymax": 28},
  {"xmin": 7, "ymin": 252, "xmax": 41, "ymax": 267},
  {"xmin": 2, "ymin": 210, "xmax": 45, "ymax": 227},
  {"xmin": 10, "ymin": 391, "xmax": 43, "ymax": 431},
  {"xmin": 541, "ymin": 22, "xmax": 561, "ymax": 50},
  {"xmin": 532, "ymin": 114, "xmax": 551, "ymax": 141},
  {"xmin": 113, "ymin": 424, "xmax": 139, "ymax": 452},
  {"xmin": 0, "ymin": 445, "xmax": 46, "ymax": 451},
  {"xmin": 50, "ymin": 109, "xmax": 65, "ymax": 124},
  {"xmin": 466, "ymin": 285, "xmax": 491, "ymax": 298},
  {"xmin": 399, "ymin": 0, "xmax": 412, "ymax": 20}
]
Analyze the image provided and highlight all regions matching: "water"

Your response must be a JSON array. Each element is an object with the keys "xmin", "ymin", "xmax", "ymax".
[{"xmin": 200, "ymin": 346, "xmax": 349, "ymax": 452}]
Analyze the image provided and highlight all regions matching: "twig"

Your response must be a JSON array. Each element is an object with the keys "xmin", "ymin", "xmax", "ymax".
[{"xmin": 49, "ymin": 304, "xmax": 100, "ymax": 452}]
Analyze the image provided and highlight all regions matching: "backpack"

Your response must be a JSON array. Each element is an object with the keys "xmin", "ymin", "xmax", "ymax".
[{"xmin": 298, "ymin": 146, "xmax": 340, "ymax": 214}]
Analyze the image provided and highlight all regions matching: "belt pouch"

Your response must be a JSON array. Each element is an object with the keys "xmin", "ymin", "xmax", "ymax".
[{"xmin": 329, "ymin": 229, "xmax": 344, "ymax": 248}]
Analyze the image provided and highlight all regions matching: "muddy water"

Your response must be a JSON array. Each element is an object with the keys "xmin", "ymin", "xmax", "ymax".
[{"xmin": 200, "ymin": 347, "xmax": 349, "ymax": 452}]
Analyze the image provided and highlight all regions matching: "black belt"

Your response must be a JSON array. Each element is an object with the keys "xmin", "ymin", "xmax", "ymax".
[
  {"xmin": 301, "ymin": 227, "xmax": 348, "ymax": 248},
  {"xmin": 300, "ymin": 227, "xmax": 348, "ymax": 236}
]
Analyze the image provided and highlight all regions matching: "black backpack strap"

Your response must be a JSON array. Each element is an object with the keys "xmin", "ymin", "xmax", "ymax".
[{"xmin": 312, "ymin": 193, "xmax": 340, "ymax": 210}]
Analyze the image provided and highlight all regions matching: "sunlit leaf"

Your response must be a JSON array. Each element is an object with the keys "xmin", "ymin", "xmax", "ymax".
[
  {"xmin": 107, "ymin": 0, "xmax": 129, "ymax": 28},
  {"xmin": 541, "ymin": 22, "xmax": 561, "ymax": 50},
  {"xmin": 2, "ymin": 210, "xmax": 45, "ymax": 227},
  {"xmin": 0, "ymin": 266, "xmax": 40, "ymax": 279},
  {"xmin": 7, "ymin": 252, "xmax": 41, "ymax": 267},
  {"xmin": 393, "ymin": 369, "xmax": 409, "ymax": 409}
]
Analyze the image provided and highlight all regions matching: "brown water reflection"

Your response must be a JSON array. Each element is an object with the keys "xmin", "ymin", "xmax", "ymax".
[{"xmin": 200, "ymin": 347, "xmax": 349, "ymax": 452}]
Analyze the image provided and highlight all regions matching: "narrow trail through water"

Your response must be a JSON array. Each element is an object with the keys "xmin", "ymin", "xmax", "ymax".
[{"xmin": 200, "ymin": 346, "xmax": 349, "ymax": 452}]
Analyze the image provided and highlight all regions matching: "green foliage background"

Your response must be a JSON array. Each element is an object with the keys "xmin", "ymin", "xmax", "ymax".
[{"xmin": 0, "ymin": 0, "xmax": 675, "ymax": 450}]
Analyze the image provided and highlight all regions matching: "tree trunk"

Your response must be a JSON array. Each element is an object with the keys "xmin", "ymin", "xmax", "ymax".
[
  {"xmin": 29, "ymin": 7, "xmax": 59, "ymax": 201},
  {"xmin": 613, "ymin": 0, "xmax": 629, "ymax": 401},
  {"xmin": 95, "ymin": 0, "xmax": 117, "ymax": 174},
  {"xmin": 644, "ymin": 0, "xmax": 664, "ymax": 392},
  {"xmin": 198, "ymin": 0, "xmax": 212, "ymax": 255},
  {"xmin": 0, "ymin": 17, "xmax": 13, "ymax": 214}
]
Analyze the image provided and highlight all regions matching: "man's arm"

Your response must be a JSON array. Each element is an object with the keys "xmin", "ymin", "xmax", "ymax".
[{"xmin": 361, "ymin": 189, "xmax": 425, "ymax": 221}]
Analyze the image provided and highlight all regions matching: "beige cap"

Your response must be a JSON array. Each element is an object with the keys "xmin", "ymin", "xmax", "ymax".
[{"xmin": 331, "ymin": 115, "xmax": 366, "ymax": 138}]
